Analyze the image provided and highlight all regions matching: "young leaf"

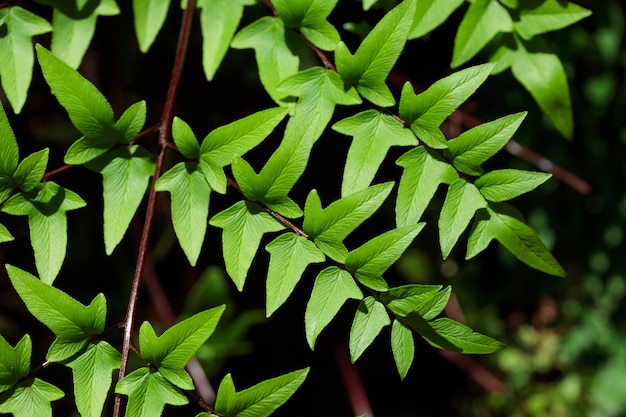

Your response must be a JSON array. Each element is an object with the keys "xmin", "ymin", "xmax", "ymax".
[
  {"xmin": 133, "ymin": 0, "xmax": 172, "ymax": 53},
  {"xmin": 335, "ymin": 0, "xmax": 416, "ymax": 107},
  {"xmin": 303, "ymin": 182, "xmax": 394, "ymax": 262},
  {"xmin": 349, "ymin": 296, "xmax": 390, "ymax": 362},
  {"xmin": 466, "ymin": 202, "xmax": 565, "ymax": 277},
  {"xmin": 1, "ymin": 182, "xmax": 86, "ymax": 284},
  {"xmin": 399, "ymin": 63, "xmax": 495, "ymax": 149},
  {"xmin": 155, "ymin": 162, "xmax": 210, "ymax": 266},
  {"xmin": 265, "ymin": 233, "xmax": 325, "ymax": 317},
  {"xmin": 115, "ymin": 368, "xmax": 188, "ymax": 417},
  {"xmin": 439, "ymin": 179, "xmax": 486, "ymax": 259},
  {"xmin": 345, "ymin": 224, "xmax": 425, "ymax": 292},
  {"xmin": 475, "ymin": 169, "xmax": 552, "ymax": 202},
  {"xmin": 12, "ymin": 148, "xmax": 48, "ymax": 192},
  {"xmin": 451, "ymin": 0, "xmax": 512, "ymax": 68},
  {"xmin": 305, "ymin": 267, "xmax": 363, "ymax": 349},
  {"xmin": 395, "ymin": 146, "xmax": 458, "ymax": 227},
  {"xmin": 86, "ymin": 145, "xmax": 155, "ymax": 255},
  {"xmin": 209, "ymin": 201, "xmax": 286, "ymax": 290},
  {"xmin": 513, "ymin": 0, "xmax": 591, "ymax": 40},
  {"xmin": 0, "ymin": 7, "xmax": 52, "ymax": 113},
  {"xmin": 391, "ymin": 319, "xmax": 414, "ymax": 380},
  {"xmin": 332, "ymin": 110, "xmax": 417, "ymax": 196},
  {"xmin": 115, "ymin": 100, "xmax": 147, "ymax": 144},
  {"xmin": 231, "ymin": 16, "xmax": 301, "ymax": 104},
  {"xmin": 413, "ymin": 317, "xmax": 504, "ymax": 354},
  {"xmin": 0, "ymin": 334, "xmax": 31, "ymax": 394},
  {"xmin": 0, "ymin": 378, "xmax": 64, "ymax": 417},
  {"xmin": 446, "ymin": 112, "xmax": 527, "ymax": 176},
  {"xmin": 65, "ymin": 341, "xmax": 121, "ymax": 417},
  {"xmin": 409, "ymin": 0, "xmax": 465, "ymax": 39},
  {"xmin": 214, "ymin": 368, "xmax": 309, "ymax": 417},
  {"xmin": 273, "ymin": 0, "xmax": 340, "ymax": 50},
  {"xmin": 172, "ymin": 117, "xmax": 200, "ymax": 159},
  {"xmin": 140, "ymin": 306, "xmax": 225, "ymax": 390},
  {"xmin": 6, "ymin": 265, "xmax": 107, "ymax": 362}
]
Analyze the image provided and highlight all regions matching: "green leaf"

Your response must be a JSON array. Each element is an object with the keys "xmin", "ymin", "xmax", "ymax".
[
  {"xmin": 0, "ymin": 378, "xmax": 64, "ymax": 417},
  {"xmin": 115, "ymin": 100, "xmax": 147, "ymax": 144},
  {"xmin": 172, "ymin": 117, "xmax": 200, "ymax": 159},
  {"xmin": 514, "ymin": 0, "xmax": 591, "ymax": 40},
  {"xmin": 511, "ymin": 37, "xmax": 573, "ymax": 138},
  {"xmin": 200, "ymin": 107, "xmax": 289, "ymax": 194},
  {"xmin": 475, "ymin": 169, "xmax": 551, "ymax": 202},
  {"xmin": 0, "ymin": 100, "xmax": 19, "ymax": 176},
  {"xmin": 412, "ymin": 317, "xmax": 504, "ymax": 354},
  {"xmin": 50, "ymin": 0, "xmax": 119, "ymax": 69},
  {"xmin": 6, "ymin": 265, "xmax": 107, "ymax": 362},
  {"xmin": 399, "ymin": 63, "xmax": 495, "ymax": 149},
  {"xmin": 115, "ymin": 368, "xmax": 188, "ymax": 417},
  {"xmin": 439, "ymin": 179, "xmax": 486, "ymax": 259},
  {"xmin": 2, "ymin": 182, "xmax": 86, "ymax": 284},
  {"xmin": 362, "ymin": 0, "xmax": 378, "ymax": 10},
  {"xmin": 265, "ymin": 233, "xmax": 325, "ymax": 317},
  {"xmin": 0, "ymin": 334, "xmax": 30, "ymax": 394},
  {"xmin": 409, "ymin": 0, "xmax": 465, "ymax": 39},
  {"xmin": 13, "ymin": 148, "xmax": 48, "ymax": 192},
  {"xmin": 349, "ymin": 296, "xmax": 390, "ymax": 362},
  {"xmin": 86, "ymin": 145, "xmax": 155, "ymax": 255},
  {"xmin": 273, "ymin": 0, "xmax": 340, "ymax": 50},
  {"xmin": 214, "ymin": 368, "xmax": 309, "ymax": 417},
  {"xmin": 140, "ymin": 306, "xmax": 225, "ymax": 390},
  {"xmin": 0, "ymin": 223, "xmax": 13, "ymax": 243},
  {"xmin": 0, "ymin": 7, "xmax": 52, "ymax": 113},
  {"xmin": 133, "ymin": 0, "xmax": 172, "ymax": 53},
  {"xmin": 155, "ymin": 162, "xmax": 210, "ymax": 266},
  {"xmin": 335, "ymin": 0, "xmax": 416, "ymax": 106},
  {"xmin": 65, "ymin": 341, "xmax": 120, "ymax": 417},
  {"xmin": 466, "ymin": 202, "xmax": 565, "ymax": 276},
  {"xmin": 345, "ymin": 224, "xmax": 425, "ymax": 291},
  {"xmin": 380, "ymin": 284, "xmax": 448, "ymax": 319},
  {"xmin": 395, "ymin": 146, "xmax": 458, "ymax": 227},
  {"xmin": 231, "ymin": 17, "xmax": 301, "ymax": 105},
  {"xmin": 446, "ymin": 112, "xmax": 527, "ymax": 176},
  {"xmin": 451, "ymin": 0, "xmax": 512, "ymax": 68},
  {"xmin": 210, "ymin": 201, "xmax": 285, "ymax": 291},
  {"xmin": 333, "ymin": 110, "xmax": 417, "ymax": 196},
  {"xmin": 36, "ymin": 45, "xmax": 116, "ymax": 138},
  {"xmin": 305, "ymin": 266, "xmax": 363, "ymax": 349},
  {"xmin": 391, "ymin": 319, "xmax": 414, "ymax": 380},
  {"xmin": 303, "ymin": 182, "xmax": 394, "ymax": 262}
]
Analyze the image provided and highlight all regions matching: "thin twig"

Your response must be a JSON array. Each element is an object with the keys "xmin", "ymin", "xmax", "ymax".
[
  {"xmin": 335, "ymin": 344, "xmax": 375, "ymax": 417},
  {"xmin": 42, "ymin": 164, "xmax": 73, "ymax": 181}
]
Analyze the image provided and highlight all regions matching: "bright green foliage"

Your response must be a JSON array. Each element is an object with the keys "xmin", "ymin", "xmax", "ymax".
[
  {"xmin": 12, "ymin": 148, "xmax": 49, "ymax": 192},
  {"xmin": 0, "ymin": 7, "xmax": 52, "ymax": 113},
  {"xmin": 399, "ymin": 63, "xmax": 495, "ymax": 149},
  {"xmin": 332, "ymin": 110, "xmax": 417, "ymax": 196},
  {"xmin": 0, "ymin": 378, "xmax": 64, "ymax": 417},
  {"xmin": 391, "ymin": 319, "xmax": 414, "ymax": 380},
  {"xmin": 231, "ymin": 17, "xmax": 301, "ymax": 105},
  {"xmin": 115, "ymin": 368, "xmax": 188, "ymax": 417},
  {"xmin": 395, "ymin": 146, "xmax": 458, "ymax": 226},
  {"xmin": 513, "ymin": 0, "xmax": 591, "ymax": 40},
  {"xmin": 171, "ymin": 117, "xmax": 200, "ymax": 158},
  {"xmin": 380, "ymin": 284, "xmax": 451, "ymax": 321},
  {"xmin": 446, "ymin": 112, "xmax": 527, "ymax": 176},
  {"xmin": 140, "ymin": 306, "xmax": 225, "ymax": 390},
  {"xmin": 0, "ymin": 334, "xmax": 30, "ymax": 393},
  {"xmin": 197, "ymin": 0, "xmax": 255, "ymax": 80},
  {"xmin": 265, "ymin": 233, "xmax": 325, "ymax": 317},
  {"xmin": 409, "ymin": 0, "xmax": 465, "ymax": 39},
  {"xmin": 214, "ymin": 368, "xmax": 309, "ymax": 417},
  {"xmin": 1, "ymin": 182, "xmax": 86, "ymax": 284},
  {"xmin": 6, "ymin": 265, "xmax": 107, "ymax": 362},
  {"xmin": 133, "ymin": 0, "xmax": 172, "ymax": 53},
  {"xmin": 305, "ymin": 266, "xmax": 363, "ymax": 349},
  {"xmin": 210, "ymin": 201, "xmax": 286, "ymax": 290},
  {"xmin": 0, "ymin": 224, "xmax": 13, "ymax": 243},
  {"xmin": 50, "ymin": 0, "xmax": 119, "ymax": 69},
  {"xmin": 86, "ymin": 145, "xmax": 155, "ymax": 255},
  {"xmin": 335, "ymin": 0, "xmax": 415, "ymax": 107},
  {"xmin": 302, "ymin": 182, "xmax": 393, "ymax": 262},
  {"xmin": 475, "ymin": 169, "xmax": 552, "ymax": 202},
  {"xmin": 414, "ymin": 317, "xmax": 504, "ymax": 354},
  {"xmin": 0, "ymin": 101, "xmax": 18, "ymax": 205},
  {"xmin": 439, "ymin": 179, "xmax": 487, "ymax": 259},
  {"xmin": 345, "ymin": 224, "xmax": 425, "ymax": 291},
  {"xmin": 155, "ymin": 162, "xmax": 210, "ymax": 266},
  {"xmin": 349, "ymin": 296, "xmax": 390, "ymax": 362},
  {"xmin": 273, "ymin": 0, "xmax": 340, "ymax": 51},
  {"xmin": 200, "ymin": 107, "xmax": 288, "ymax": 194},
  {"xmin": 466, "ymin": 202, "xmax": 566, "ymax": 276},
  {"xmin": 451, "ymin": 0, "xmax": 512, "ymax": 68},
  {"xmin": 65, "ymin": 341, "xmax": 121, "ymax": 417}
]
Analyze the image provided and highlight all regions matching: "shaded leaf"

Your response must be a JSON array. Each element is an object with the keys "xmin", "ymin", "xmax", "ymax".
[
  {"xmin": 0, "ymin": 334, "xmax": 31, "ymax": 394},
  {"xmin": 13, "ymin": 148, "xmax": 48, "ymax": 192},
  {"xmin": 409, "ymin": 0, "xmax": 465, "ymax": 39},
  {"xmin": 274, "ymin": 0, "xmax": 340, "ymax": 50},
  {"xmin": 133, "ymin": 0, "xmax": 172, "ymax": 53},
  {"xmin": 0, "ymin": 378, "xmax": 63, "ymax": 417},
  {"xmin": 514, "ymin": 0, "xmax": 591, "ymax": 40},
  {"xmin": 115, "ymin": 368, "xmax": 188, "ymax": 417}
]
